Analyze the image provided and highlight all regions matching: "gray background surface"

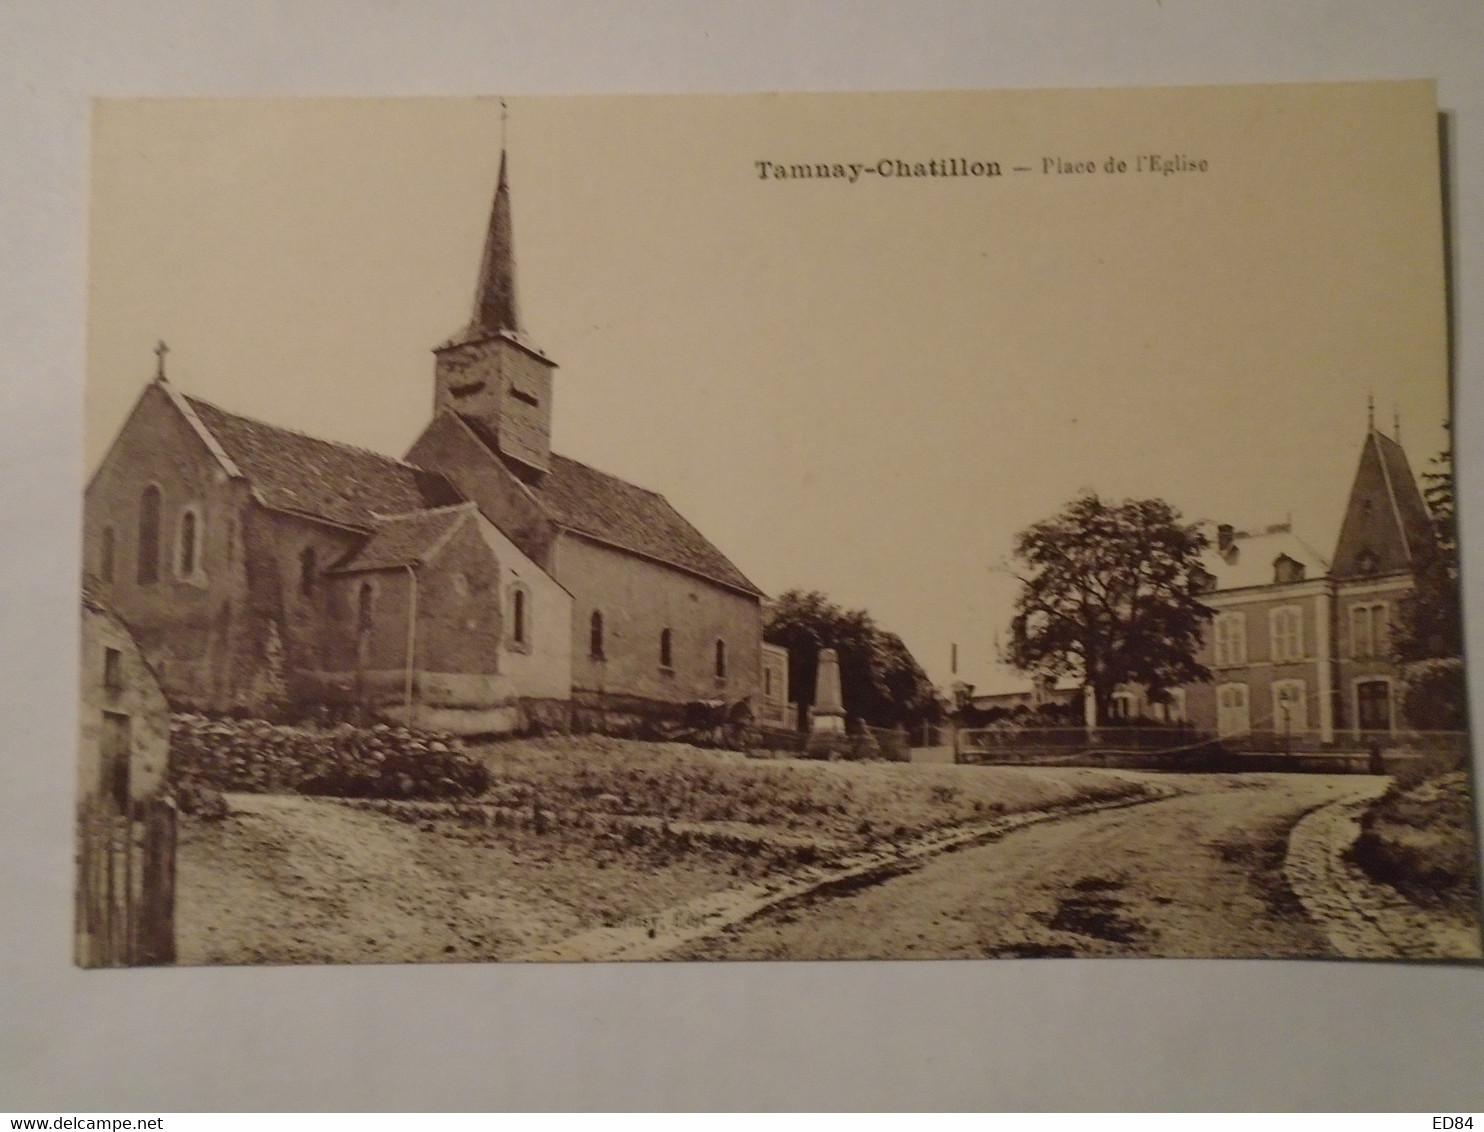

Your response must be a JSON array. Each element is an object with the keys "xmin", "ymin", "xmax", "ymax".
[{"xmin": 2, "ymin": 0, "xmax": 1482, "ymax": 1112}]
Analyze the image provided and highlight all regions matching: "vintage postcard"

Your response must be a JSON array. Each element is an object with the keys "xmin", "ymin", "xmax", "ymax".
[{"xmin": 77, "ymin": 83, "xmax": 1481, "ymax": 965}]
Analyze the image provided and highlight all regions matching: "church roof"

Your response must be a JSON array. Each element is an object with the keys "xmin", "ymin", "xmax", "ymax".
[
  {"xmin": 538, "ymin": 452, "xmax": 764, "ymax": 596},
  {"xmin": 182, "ymin": 393, "xmax": 461, "ymax": 530},
  {"xmin": 452, "ymin": 413, "xmax": 760, "ymax": 595},
  {"xmin": 1199, "ymin": 526, "xmax": 1330, "ymax": 591},
  {"xmin": 330, "ymin": 505, "xmax": 473, "ymax": 574}
]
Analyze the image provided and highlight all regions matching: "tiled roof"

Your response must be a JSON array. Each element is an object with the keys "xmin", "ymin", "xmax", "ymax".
[
  {"xmin": 183, "ymin": 394, "xmax": 461, "ymax": 529},
  {"xmin": 536, "ymin": 453, "xmax": 762, "ymax": 595},
  {"xmin": 330, "ymin": 505, "xmax": 472, "ymax": 573},
  {"xmin": 1200, "ymin": 527, "xmax": 1330, "ymax": 591},
  {"xmin": 456, "ymin": 415, "xmax": 762, "ymax": 595}
]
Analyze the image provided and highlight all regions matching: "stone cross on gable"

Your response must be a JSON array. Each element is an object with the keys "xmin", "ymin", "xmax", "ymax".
[{"xmin": 154, "ymin": 339, "xmax": 169, "ymax": 381}]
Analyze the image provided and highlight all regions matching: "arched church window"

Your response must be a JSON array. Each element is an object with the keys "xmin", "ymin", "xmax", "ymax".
[
  {"xmin": 177, "ymin": 509, "xmax": 200, "ymax": 578},
  {"xmin": 659, "ymin": 627, "xmax": 673, "ymax": 670},
  {"xmin": 714, "ymin": 639, "xmax": 727, "ymax": 681},
  {"xmin": 137, "ymin": 485, "xmax": 161, "ymax": 584},
  {"xmin": 358, "ymin": 582, "xmax": 375, "ymax": 631},
  {"xmin": 99, "ymin": 527, "xmax": 115, "ymax": 584},
  {"xmin": 589, "ymin": 610, "xmax": 605, "ymax": 661},
  {"xmin": 299, "ymin": 547, "xmax": 317, "ymax": 597},
  {"xmin": 510, "ymin": 585, "xmax": 529, "ymax": 647}
]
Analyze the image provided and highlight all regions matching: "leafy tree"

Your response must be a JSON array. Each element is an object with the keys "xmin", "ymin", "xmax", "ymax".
[
  {"xmin": 1394, "ymin": 437, "xmax": 1466, "ymax": 729},
  {"xmin": 1394, "ymin": 439, "xmax": 1462, "ymax": 663},
  {"xmin": 764, "ymin": 590, "xmax": 938, "ymax": 728},
  {"xmin": 1007, "ymin": 493, "xmax": 1213, "ymax": 724}
]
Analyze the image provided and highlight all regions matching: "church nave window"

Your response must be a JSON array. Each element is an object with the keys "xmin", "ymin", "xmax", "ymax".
[
  {"xmin": 589, "ymin": 610, "xmax": 605, "ymax": 661},
  {"xmin": 509, "ymin": 584, "xmax": 529, "ymax": 649},
  {"xmin": 357, "ymin": 582, "xmax": 375, "ymax": 631},
  {"xmin": 659, "ymin": 627, "xmax": 673, "ymax": 671},
  {"xmin": 299, "ymin": 547, "xmax": 317, "ymax": 597},
  {"xmin": 714, "ymin": 639, "xmax": 727, "ymax": 682}
]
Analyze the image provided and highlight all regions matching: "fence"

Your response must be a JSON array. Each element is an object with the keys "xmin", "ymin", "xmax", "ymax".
[
  {"xmin": 75, "ymin": 795, "xmax": 176, "ymax": 967},
  {"xmin": 954, "ymin": 725, "xmax": 1471, "ymax": 773}
]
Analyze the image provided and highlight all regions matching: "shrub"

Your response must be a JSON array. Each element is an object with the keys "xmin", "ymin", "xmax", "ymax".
[
  {"xmin": 1401, "ymin": 657, "xmax": 1468, "ymax": 731},
  {"xmin": 168, "ymin": 714, "xmax": 489, "ymax": 801}
]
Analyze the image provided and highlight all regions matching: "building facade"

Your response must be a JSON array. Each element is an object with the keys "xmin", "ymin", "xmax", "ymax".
[{"xmin": 1173, "ymin": 422, "xmax": 1435, "ymax": 745}]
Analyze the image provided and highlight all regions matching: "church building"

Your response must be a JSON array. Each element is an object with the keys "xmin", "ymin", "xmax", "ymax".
[{"xmin": 82, "ymin": 148, "xmax": 767, "ymax": 734}]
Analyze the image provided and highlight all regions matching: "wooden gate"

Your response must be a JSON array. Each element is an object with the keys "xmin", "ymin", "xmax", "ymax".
[{"xmin": 75, "ymin": 795, "xmax": 176, "ymax": 967}]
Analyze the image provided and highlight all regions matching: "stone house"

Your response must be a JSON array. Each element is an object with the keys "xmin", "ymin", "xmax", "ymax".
[
  {"xmin": 78, "ymin": 580, "xmax": 169, "ymax": 810},
  {"xmin": 1163, "ymin": 417, "xmax": 1437, "ymax": 744}
]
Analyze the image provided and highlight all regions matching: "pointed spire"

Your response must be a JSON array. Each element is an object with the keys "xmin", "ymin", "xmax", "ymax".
[{"xmin": 469, "ymin": 143, "xmax": 520, "ymax": 337}]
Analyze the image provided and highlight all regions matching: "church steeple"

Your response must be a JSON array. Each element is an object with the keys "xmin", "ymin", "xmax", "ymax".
[
  {"xmin": 469, "ymin": 150, "xmax": 520, "ymax": 337},
  {"xmin": 432, "ymin": 125, "xmax": 557, "ymax": 480}
]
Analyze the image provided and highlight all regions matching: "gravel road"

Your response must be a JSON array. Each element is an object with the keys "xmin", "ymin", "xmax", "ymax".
[{"xmin": 676, "ymin": 774, "xmax": 1381, "ymax": 959}]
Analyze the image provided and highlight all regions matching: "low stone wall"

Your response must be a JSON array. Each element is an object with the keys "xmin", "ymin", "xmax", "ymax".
[{"xmin": 168, "ymin": 713, "xmax": 490, "ymax": 801}]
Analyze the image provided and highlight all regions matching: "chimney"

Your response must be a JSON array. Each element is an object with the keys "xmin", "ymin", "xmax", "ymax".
[{"xmin": 1217, "ymin": 523, "xmax": 1235, "ymax": 552}]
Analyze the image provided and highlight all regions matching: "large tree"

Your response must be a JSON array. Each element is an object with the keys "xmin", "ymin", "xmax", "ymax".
[
  {"xmin": 764, "ymin": 589, "xmax": 939, "ymax": 729},
  {"xmin": 1393, "ymin": 438, "xmax": 1466, "ymax": 729},
  {"xmin": 1007, "ymin": 493, "xmax": 1213, "ymax": 724},
  {"xmin": 1394, "ymin": 439, "xmax": 1462, "ymax": 663}
]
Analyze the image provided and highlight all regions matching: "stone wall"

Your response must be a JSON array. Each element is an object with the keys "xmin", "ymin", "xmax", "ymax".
[
  {"xmin": 83, "ymin": 382, "xmax": 255, "ymax": 709},
  {"xmin": 555, "ymin": 531, "xmax": 763, "ymax": 705}
]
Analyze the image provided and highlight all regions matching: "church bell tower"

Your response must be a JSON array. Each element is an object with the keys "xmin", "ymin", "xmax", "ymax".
[{"xmin": 433, "ymin": 146, "xmax": 556, "ymax": 481}]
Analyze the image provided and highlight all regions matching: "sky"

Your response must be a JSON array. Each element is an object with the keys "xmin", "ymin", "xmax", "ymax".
[{"xmin": 86, "ymin": 85, "xmax": 1451, "ymax": 692}]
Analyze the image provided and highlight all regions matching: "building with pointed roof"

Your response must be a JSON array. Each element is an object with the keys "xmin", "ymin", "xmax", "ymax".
[
  {"xmin": 81, "ymin": 144, "xmax": 762, "ymax": 731},
  {"xmin": 1139, "ymin": 419, "xmax": 1440, "ymax": 745}
]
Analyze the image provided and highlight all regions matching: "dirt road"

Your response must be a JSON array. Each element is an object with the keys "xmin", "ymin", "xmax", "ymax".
[{"xmin": 676, "ymin": 774, "xmax": 1375, "ymax": 959}]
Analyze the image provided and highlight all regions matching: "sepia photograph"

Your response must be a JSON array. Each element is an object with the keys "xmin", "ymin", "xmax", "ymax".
[{"xmin": 77, "ymin": 83, "xmax": 1482, "ymax": 966}]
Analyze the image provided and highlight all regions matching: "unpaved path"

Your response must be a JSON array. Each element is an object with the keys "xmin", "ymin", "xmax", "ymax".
[
  {"xmin": 675, "ymin": 774, "xmax": 1370, "ymax": 959},
  {"xmin": 518, "ymin": 776, "xmax": 1176, "ymax": 961},
  {"xmin": 1285, "ymin": 782, "xmax": 1483, "ymax": 960}
]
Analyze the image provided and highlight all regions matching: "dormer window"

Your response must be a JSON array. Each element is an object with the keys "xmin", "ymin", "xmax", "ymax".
[{"xmin": 1273, "ymin": 554, "xmax": 1306, "ymax": 585}]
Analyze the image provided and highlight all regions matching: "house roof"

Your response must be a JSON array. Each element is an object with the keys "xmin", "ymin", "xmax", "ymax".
[
  {"xmin": 1200, "ymin": 526, "xmax": 1330, "ymax": 591},
  {"xmin": 1330, "ymin": 428, "xmax": 1436, "ymax": 578},
  {"xmin": 456, "ymin": 414, "xmax": 762, "ymax": 596},
  {"xmin": 181, "ymin": 392, "xmax": 461, "ymax": 529},
  {"xmin": 329, "ymin": 504, "xmax": 473, "ymax": 574}
]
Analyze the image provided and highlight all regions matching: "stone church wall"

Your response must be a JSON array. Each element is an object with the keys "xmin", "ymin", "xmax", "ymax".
[
  {"xmin": 83, "ymin": 384, "xmax": 253, "ymax": 710},
  {"xmin": 406, "ymin": 412, "xmax": 557, "ymax": 565},
  {"xmin": 555, "ymin": 531, "xmax": 762, "ymax": 706}
]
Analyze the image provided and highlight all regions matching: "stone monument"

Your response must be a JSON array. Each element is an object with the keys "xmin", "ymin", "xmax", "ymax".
[{"xmin": 810, "ymin": 647, "xmax": 847, "ymax": 734}]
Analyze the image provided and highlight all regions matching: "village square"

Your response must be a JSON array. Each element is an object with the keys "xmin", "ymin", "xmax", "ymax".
[{"xmin": 75, "ymin": 99, "xmax": 1481, "ymax": 966}]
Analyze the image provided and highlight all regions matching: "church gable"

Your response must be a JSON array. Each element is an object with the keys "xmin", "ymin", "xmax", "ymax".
[{"xmin": 1331, "ymin": 429, "xmax": 1435, "ymax": 579}]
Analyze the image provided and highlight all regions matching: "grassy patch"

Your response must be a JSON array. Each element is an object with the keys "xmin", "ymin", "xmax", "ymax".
[
  {"xmin": 468, "ymin": 735, "xmax": 1150, "ymax": 854},
  {"xmin": 1349, "ymin": 771, "xmax": 1482, "ymax": 914}
]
